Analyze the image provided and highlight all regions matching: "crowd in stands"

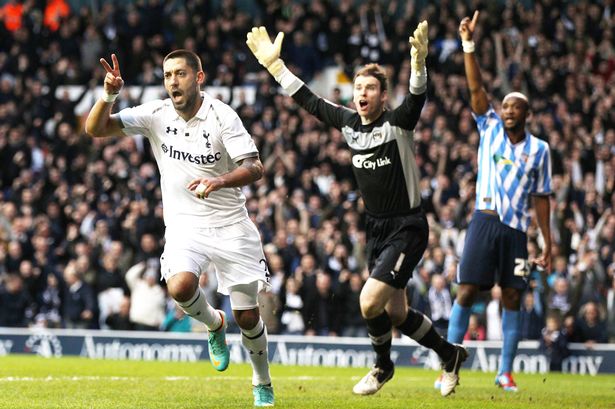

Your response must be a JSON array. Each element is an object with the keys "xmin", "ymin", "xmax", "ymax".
[{"xmin": 0, "ymin": 0, "xmax": 613, "ymax": 349}]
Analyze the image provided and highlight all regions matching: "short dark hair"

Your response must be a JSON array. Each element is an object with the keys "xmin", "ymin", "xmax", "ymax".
[
  {"xmin": 163, "ymin": 49, "xmax": 203, "ymax": 73},
  {"xmin": 353, "ymin": 63, "xmax": 388, "ymax": 93}
]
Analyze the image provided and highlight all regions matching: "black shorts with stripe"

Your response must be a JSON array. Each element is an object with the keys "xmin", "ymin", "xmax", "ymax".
[{"xmin": 365, "ymin": 208, "xmax": 428, "ymax": 289}]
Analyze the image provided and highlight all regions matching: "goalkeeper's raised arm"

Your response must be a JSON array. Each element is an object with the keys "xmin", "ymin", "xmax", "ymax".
[{"xmin": 246, "ymin": 22, "xmax": 429, "ymax": 129}]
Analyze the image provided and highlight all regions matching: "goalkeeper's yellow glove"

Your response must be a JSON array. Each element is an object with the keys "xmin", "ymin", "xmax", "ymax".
[
  {"xmin": 246, "ymin": 26, "xmax": 286, "ymax": 78},
  {"xmin": 409, "ymin": 20, "xmax": 428, "ymax": 73}
]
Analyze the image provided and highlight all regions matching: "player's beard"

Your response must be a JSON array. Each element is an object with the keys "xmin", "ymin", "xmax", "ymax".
[{"xmin": 172, "ymin": 88, "xmax": 199, "ymax": 113}]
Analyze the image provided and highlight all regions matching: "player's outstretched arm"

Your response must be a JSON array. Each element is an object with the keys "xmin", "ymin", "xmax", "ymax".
[
  {"xmin": 246, "ymin": 26, "xmax": 305, "ymax": 96},
  {"xmin": 85, "ymin": 53, "xmax": 125, "ymax": 138},
  {"xmin": 459, "ymin": 11, "xmax": 489, "ymax": 115},
  {"xmin": 246, "ymin": 26, "xmax": 349, "ymax": 129},
  {"xmin": 408, "ymin": 20, "xmax": 428, "ymax": 95}
]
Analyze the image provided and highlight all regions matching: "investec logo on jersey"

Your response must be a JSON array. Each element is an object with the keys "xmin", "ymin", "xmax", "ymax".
[
  {"xmin": 161, "ymin": 143, "xmax": 221, "ymax": 165},
  {"xmin": 352, "ymin": 153, "xmax": 392, "ymax": 170}
]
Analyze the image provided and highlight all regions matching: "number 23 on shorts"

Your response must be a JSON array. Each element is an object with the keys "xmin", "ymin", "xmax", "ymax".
[{"xmin": 513, "ymin": 258, "xmax": 530, "ymax": 277}]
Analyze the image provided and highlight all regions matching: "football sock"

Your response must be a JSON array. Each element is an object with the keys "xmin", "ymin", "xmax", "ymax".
[
  {"xmin": 500, "ymin": 309, "xmax": 520, "ymax": 374},
  {"xmin": 396, "ymin": 308, "xmax": 455, "ymax": 362},
  {"xmin": 176, "ymin": 288, "xmax": 222, "ymax": 331},
  {"xmin": 447, "ymin": 301, "xmax": 472, "ymax": 344},
  {"xmin": 365, "ymin": 311, "xmax": 393, "ymax": 369},
  {"xmin": 242, "ymin": 318, "xmax": 271, "ymax": 385}
]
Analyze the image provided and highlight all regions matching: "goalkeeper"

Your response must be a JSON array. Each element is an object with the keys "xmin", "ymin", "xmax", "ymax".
[{"xmin": 247, "ymin": 22, "xmax": 467, "ymax": 397}]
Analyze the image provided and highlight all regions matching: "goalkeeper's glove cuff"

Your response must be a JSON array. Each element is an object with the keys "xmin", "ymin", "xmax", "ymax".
[
  {"xmin": 273, "ymin": 64, "xmax": 304, "ymax": 96},
  {"xmin": 265, "ymin": 58, "xmax": 285, "ymax": 78},
  {"xmin": 410, "ymin": 65, "xmax": 427, "ymax": 94}
]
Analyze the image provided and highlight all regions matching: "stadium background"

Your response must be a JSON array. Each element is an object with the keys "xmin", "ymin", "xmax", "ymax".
[{"xmin": 0, "ymin": 0, "xmax": 613, "ymax": 376}]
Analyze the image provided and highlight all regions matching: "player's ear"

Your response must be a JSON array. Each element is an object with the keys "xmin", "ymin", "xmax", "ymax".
[{"xmin": 196, "ymin": 70, "xmax": 206, "ymax": 85}]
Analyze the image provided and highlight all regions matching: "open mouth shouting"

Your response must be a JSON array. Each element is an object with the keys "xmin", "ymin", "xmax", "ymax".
[{"xmin": 171, "ymin": 89, "xmax": 183, "ymax": 103}]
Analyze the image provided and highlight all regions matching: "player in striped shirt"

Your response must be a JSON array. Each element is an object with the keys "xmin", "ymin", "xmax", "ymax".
[{"xmin": 437, "ymin": 11, "xmax": 553, "ymax": 396}]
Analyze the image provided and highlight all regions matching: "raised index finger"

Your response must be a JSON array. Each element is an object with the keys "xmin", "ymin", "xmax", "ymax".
[{"xmin": 469, "ymin": 10, "xmax": 480, "ymax": 31}]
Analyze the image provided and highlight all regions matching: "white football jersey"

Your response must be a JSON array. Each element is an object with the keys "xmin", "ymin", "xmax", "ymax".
[{"xmin": 118, "ymin": 92, "xmax": 258, "ymax": 228}]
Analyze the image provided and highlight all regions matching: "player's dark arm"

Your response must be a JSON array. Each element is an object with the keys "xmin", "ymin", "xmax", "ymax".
[
  {"xmin": 390, "ymin": 91, "xmax": 427, "ymax": 130},
  {"xmin": 292, "ymin": 85, "xmax": 352, "ymax": 129},
  {"xmin": 459, "ymin": 12, "xmax": 489, "ymax": 115},
  {"xmin": 531, "ymin": 194, "xmax": 552, "ymax": 273}
]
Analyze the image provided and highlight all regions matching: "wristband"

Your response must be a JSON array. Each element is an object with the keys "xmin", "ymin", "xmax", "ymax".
[
  {"xmin": 462, "ymin": 40, "xmax": 475, "ymax": 53},
  {"xmin": 101, "ymin": 91, "xmax": 119, "ymax": 103}
]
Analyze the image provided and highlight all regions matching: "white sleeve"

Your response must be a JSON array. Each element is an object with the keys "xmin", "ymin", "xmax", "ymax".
[
  {"xmin": 219, "ymin": 106, "xmax": 259, "ymax": 162},
  {"xmin": 118, "ymin": 100, "xmax": 164, "ymax": 137}
]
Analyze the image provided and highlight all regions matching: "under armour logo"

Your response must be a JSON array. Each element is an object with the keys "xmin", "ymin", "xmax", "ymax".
[
  {"xmin": 203, "ymin": 131, "xmax": 211, "ymax": 148},
  {"xmin": 166, "ymin": 127, "xmax": 178, "ymax": 135}
]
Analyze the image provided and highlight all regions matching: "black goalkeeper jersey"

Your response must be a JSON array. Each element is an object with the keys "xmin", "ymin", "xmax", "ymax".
[{"xmin": 292, "ymin": 86, "xmax": 426, "ymax": 217}]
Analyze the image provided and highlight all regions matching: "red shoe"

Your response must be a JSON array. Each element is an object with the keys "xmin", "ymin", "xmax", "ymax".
[{"xmin": 495, "ymin": 372, "xmax": 518, "ymax": 392}]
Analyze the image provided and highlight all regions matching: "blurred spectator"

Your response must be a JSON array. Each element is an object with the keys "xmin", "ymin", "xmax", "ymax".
[
  {"xmin": 302, "ymin": 271, "xmax": 339, "ymax": 336},
  {"xmin": 105, "ymin": 296, "xmax": 134, "ymax": 331},
  {"xmin": 161, "ymin": 304, "xmax": 192, "ymax": 332},
  {"xmin": 574, "ymin": 301, "xmax": 608, "ymax": 346},
  {"xmin": 485, "ymin": 285, "xmax": 503, "ymax": 341},
  {"xmin": 464, "ymin": 314, "xmax": 486, "ymax": 341},
  {"xmin": 607, "ymin": 278, "xmax": 615, "ymax": 342},
  {"xmin": 336, "ymin": 270, "xmax": 366, "ymax": 337},
  {"xmin": 279, "ymin": 277, "xmax": 305, "ymax": 335},
  {"xmin": 124, "ymin": 259, "xmax": 166, "ymax": 331},
  {"xmin": 539, "ymin": 313, "xmax": 570, "ymax": 372},
  {"xmin": 62, "ymin": 262, "xmax": 96, "ymax": 329},
  {"xmin": 427, "ymin": 273, "xmax": 452, "ymax": 336},
  {"xmin": 520, "ymin": 291, "xmax": 544, "ymax": 340},
  {"xmin": 0, "ymin": 273, "xmax": 33, "ymax": 327},
  {"xmin": 35, "ymin": 273, "xmax": 62, "ymax": 328}
]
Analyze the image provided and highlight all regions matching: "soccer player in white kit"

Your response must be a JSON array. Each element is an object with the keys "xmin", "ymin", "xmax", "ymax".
[{"xmin": 85, "ymin": 50, "xmax": 275, "ymax": 407}]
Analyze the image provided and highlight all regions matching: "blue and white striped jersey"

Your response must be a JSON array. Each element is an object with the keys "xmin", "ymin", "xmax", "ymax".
[{"xmin": 472, "ymin": 106, "xmax": 552, "ymax": 232}]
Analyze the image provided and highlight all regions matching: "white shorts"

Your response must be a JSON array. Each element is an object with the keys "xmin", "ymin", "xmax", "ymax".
[{"xmin": 160, "ymin": 218, "xmax": 271, "ymax": 297}]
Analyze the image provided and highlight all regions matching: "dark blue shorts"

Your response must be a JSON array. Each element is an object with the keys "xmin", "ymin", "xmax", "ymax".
[
  {"xmin": 457, "ymin": 211, "xmax": 529, "ymax": 291},
  {"xmin": 366, "ymin": 210, "xmax": 428, "ymax": 289}
]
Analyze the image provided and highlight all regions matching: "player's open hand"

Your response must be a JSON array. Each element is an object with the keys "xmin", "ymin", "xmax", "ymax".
[
  {"xmin": 99, "ymin": 54, "xmax": 124, "ymax": 95},
  {"xmin": 409, "ymin": 20, "xmax": 428, "ymax": 64},
  {"xmin": 246, "ymin": 27, "xmax": 285, "ymax": 75},
  {"xmin": 459, "ymin": 11, "xmax": 479, "ymax": 41},
  {"xmin": 531, "ymin": 252, "xmax": 552, "ymax": 275}
]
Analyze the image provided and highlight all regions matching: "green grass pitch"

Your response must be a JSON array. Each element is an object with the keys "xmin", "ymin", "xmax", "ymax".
[{"xmin": 0, "ymin": 355, "xmax": 611, "ymax": 408}]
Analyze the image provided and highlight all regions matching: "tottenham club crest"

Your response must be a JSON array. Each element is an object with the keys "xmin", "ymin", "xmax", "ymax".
[{"xmin": 24, "ymin": 331, "xmax": 62, "ymax": 358}]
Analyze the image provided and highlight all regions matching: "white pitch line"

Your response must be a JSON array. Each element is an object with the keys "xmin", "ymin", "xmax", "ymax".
[{"xmin": 0, "ymin": 375, "xmax": 339, "ymax": 382}]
